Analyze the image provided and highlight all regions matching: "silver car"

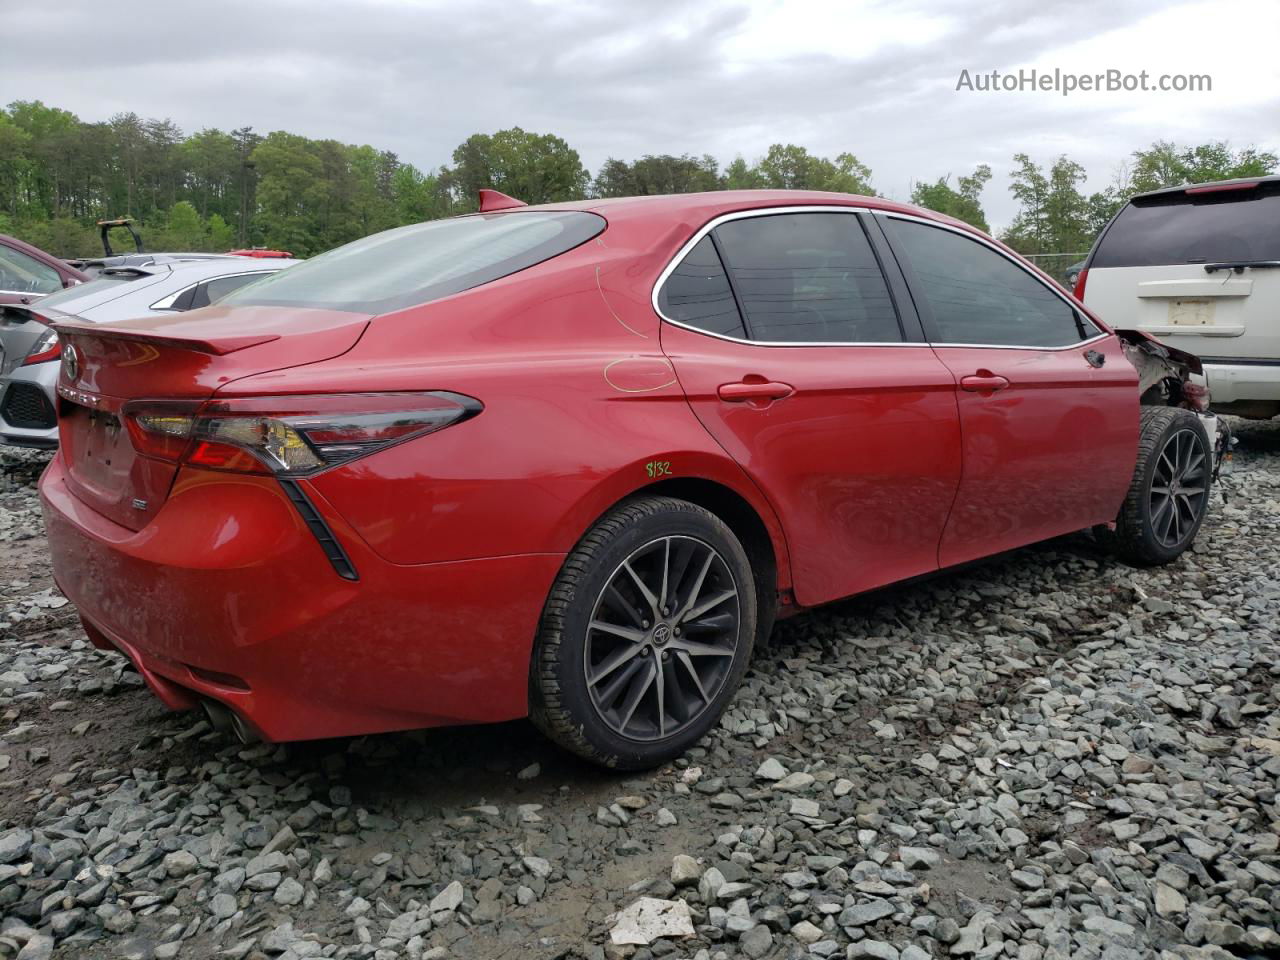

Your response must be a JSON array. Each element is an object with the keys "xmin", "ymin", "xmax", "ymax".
[{"xmin": 0, "ymin": 256, "xmax": 299, "ymax": 448}]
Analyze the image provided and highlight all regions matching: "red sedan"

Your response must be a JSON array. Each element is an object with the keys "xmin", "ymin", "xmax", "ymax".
[{"xmin": 41, "ymin": 190, "xmax": 1216, "ymax": 768}]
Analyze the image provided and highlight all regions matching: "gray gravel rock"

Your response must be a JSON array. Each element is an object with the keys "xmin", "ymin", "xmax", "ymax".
[{"xmin": 0, "ymin": 425, "xmax": 1278, "ymax": 959}]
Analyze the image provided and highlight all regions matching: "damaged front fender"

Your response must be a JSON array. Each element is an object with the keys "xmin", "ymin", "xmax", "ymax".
[{"xmin": 1116, "ymin": 328, "xmax": 1204, "ymax": 402}]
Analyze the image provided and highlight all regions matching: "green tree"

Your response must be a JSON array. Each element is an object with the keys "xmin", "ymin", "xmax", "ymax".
[
  {"xmin": 450, "ymin": 128, "xmax": 588, "ymax": 208},
  {"xmin": 910, "ymin": 164, "xmax": 992, "ymax": 231},
  {"xmin": 754, "ymin": 144, "xmax": 873, "ymax": 194},
  {"xmin": 724, "ymin": 157, "xmax": 763, "ymax": 190},
  {"xmin": 206, "ymin": 213, "xmax": 234, "ymax": 251},
  {"xmin": 250, "ymin": 132, "xmax": 327, "ymax": 255},
  {"xmin": 1004, "ymin": 154, "xmax": 1092, "ymax": 254},
  {"xmin": 592, "ymin": 154, "xmax": 721, "ymax": 197},
  {"xmin": 160, "ymin": 201, "xmax": 204, "ymax": 251},
  {"xmin": 1130, "ymin": 140, "xmax": 1278, "ymax": 193}
]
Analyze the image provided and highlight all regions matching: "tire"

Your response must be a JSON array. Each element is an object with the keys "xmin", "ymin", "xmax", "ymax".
[
  {"xmin": 530, "ymin": 496, "xmax": 757, "ymax": 770},
  {"xmin": 1112, "ymin": 407, "xmax": 1211, "ymax": 566}
]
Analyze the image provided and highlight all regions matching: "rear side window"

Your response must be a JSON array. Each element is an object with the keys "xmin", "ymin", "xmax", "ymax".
[
  {"xmin": 1092, "ymin": 185, "xmax": 1280, "ymax": 267},
  {"xmin": 713, "ymin": 213, "xmax": 901, "ymax": 343},
  {"xmin": 192, "ymin": 272, "xmax": 270, "ymax": 309},
  {"xmin": 887, "ymin": 218, "xmax": 1095, "ymax": 348},
  {"xmin": 656, "ymin": 236, "xmax": 746, "ymax": 338},
  {"xmin": 223, "ymin": 212, "xmax": 605, "ymax": 314}
]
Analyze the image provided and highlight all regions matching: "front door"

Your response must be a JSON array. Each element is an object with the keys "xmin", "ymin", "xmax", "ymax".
[
  {"xmin": 657, "ymin": 210, "xmax": 963, "ymax": 606},
  {"xmin": 877, "ymin": 214, "xmax": 1138, "ymax": 568}
]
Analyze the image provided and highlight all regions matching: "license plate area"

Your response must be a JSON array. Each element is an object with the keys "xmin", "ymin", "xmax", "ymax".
[
  {"xmin": 1168, "ymin": 298, "xmax": 1216, "ymax": 326},
  {"xmin": 58, "ymin": 397, "xmax": 181, "ymax": 532},
  {"xmin": 63, "ymin": 402, "xmax": 133, "ymax": 493}
]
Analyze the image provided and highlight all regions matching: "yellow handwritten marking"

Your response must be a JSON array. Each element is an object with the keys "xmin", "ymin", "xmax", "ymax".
[
  {"xmin": 603, "ymin": 357, "xmax": 678, "ymax": 394},
  {"xmin": 596, "ymin": 267, "xmax": 648, "ymax": 339}
]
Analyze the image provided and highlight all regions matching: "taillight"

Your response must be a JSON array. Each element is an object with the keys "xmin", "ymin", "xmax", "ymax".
[
  {"xmin": 123, "ymin": 392, "xmax": 481, "ymax": 476},
  {"xmin": 1181, "ymin": 382, "xmax": 1210, "ymax": 413},
  {"xmin": 1072, "ymin": 268, "xmax": 1088, "ymax": 301},
  {"xmin": 22, "ymin": 317, "xmax": 61, "ymax": 365}
]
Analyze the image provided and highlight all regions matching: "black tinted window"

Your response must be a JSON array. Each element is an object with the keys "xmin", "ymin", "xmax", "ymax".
[
  {"xmin": 888, "ymin": 218, "xmax": 1094, "ymax": 347},
  {"xmin": 190, "ymin": 272, "xmax": 270, "ymax": 309},
  {"xmin": 223, "ymin": 212, "xmax": 605, "ymax": 314},
  {"xmin": 656, "ymin": 236, "xmax": 746, "ymax": 338},
  {"xmin": 1093, "ymin": 185, "xmax": 1280, "ymax": 267},
  {"xmin": 712, "ymin": 213, "xmax": 900, "ymax": 343}
]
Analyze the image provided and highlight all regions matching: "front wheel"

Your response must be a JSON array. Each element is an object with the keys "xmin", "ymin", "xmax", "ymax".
[
  {"xmin": 530, "ymin": 497, "xmax": 756, "ymax": 770},
  {"xmin": 1112, "ymin": 407, "xmax": 1211, "ymax": 566}
]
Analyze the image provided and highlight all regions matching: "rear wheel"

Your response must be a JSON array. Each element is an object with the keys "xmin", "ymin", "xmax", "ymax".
[
  {"xmin": 1112, "ymin": 407, "xmax": 1211, "ymax": 566},
  {"xmin": 530, "ymin": 497, "xmax": 756, "ymax": 769}
]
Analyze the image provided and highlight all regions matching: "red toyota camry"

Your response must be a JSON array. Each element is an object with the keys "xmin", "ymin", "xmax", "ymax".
[{"xmin": 41, "ymin": 189, "xmax": 1218, "ymax": 769}]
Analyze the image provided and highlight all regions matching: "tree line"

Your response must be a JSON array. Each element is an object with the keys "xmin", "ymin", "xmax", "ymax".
[{"xmin": 1, "ymin": 100, "xmax": 1274, "ymax": 259}]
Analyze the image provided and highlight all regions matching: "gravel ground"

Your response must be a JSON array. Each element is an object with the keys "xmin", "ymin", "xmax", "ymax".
[{"xmin": 1, "ymin": 418, "xmax": 1278, "ymax": 960}]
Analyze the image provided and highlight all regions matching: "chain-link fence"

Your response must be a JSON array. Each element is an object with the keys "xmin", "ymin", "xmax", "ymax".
[{"xmin": 1023, "ymin": 253, "xmax": 1089, "ymax": 289}]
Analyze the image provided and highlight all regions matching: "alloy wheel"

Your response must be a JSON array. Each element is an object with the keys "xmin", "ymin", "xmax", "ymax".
[
  {"xmin": 1150, "ymin": 427, "xmax": 1209, "ymax": 548},
  {"xmin": 584, "ymin": 535, "xmax": 741, "ymax": 741}
]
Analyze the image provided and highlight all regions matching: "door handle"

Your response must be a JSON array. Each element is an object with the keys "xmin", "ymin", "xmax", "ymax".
[
  {"xmin": 717, "ymin": 380, "xmax": 794, "ymax": 402},
  {"xmin": 959, "ymin": 373, "xmax": 1010, "ymax": 393}
]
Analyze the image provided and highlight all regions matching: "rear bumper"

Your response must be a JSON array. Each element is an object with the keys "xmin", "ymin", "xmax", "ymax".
[
  {"xmin": 0, "ymin": 363, "xmax": 59, "ymax": 447},
  {"xmin": 40, "ymin": 455, "xmax": 564, "ymax": 741},
  {"xmin": 1203, "ymin": 360, "xmax": 1280, "ymax": 405}
]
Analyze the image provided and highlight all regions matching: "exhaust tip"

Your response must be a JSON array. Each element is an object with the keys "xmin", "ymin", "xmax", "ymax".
[
  {"xmin": 229, "ymin": 710, "xmax": 261, "ymax": 745},
  {"xmin": 201, "ymin": 699, "xmax": 260, "ymax": 744},
  {"xmin": 201, "ymin": 699, "xmax": 233, "ymax": 733}
]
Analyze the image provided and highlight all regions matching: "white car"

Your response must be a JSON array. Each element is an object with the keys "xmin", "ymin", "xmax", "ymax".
[
  {"xmin": 0, "ymin": 256, "xmax": 300, "ymax": 448},
  {"xmin": 1078, "ymin": 175, "xmax": 1280, "ymax": 420}
]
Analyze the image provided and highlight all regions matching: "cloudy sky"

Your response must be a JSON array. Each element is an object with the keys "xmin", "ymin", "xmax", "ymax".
[{"xmin": 6, "ymin": 0, "xmax": 1279, "ymax": 232}]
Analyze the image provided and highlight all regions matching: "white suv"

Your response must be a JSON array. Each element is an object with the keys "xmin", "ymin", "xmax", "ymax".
[{"xmin": 1079, "ymin": 175, "xmax": 1280, "ymax": 420}]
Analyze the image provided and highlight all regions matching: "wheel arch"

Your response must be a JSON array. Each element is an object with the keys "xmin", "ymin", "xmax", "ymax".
[{"xmin": 554, "ymin": 460, "xmax": 793, "ymax": 645}]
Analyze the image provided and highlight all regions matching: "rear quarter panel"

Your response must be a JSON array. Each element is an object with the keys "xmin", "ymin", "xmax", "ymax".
[{"xmin": 221, "ymin": 231, "xmax": 792, "ymax": 579}]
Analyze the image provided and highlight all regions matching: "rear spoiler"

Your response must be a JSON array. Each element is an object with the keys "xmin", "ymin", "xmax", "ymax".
[
  {"xmin": 1115, "ymin": 328, "xmax": 1203, "ymax": 375},
  {"xmin": 52, "ymin": 318, "xmax": 279, "ymax": 356}
]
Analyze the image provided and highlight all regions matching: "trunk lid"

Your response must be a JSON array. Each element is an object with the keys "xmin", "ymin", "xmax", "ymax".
[{"xmin": 54, "ymin": 305, "xmax": 370, "ymax": 530}]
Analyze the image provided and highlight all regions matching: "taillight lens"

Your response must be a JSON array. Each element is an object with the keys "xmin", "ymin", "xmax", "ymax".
[
  {"xmin": 1181, "ymin": 382, "xmax": 1210, "ymax": 413},
  {"xmin": 1072, "ymin": 268, "xmax": 1088, "ymax": 301},
  {"xmin": 23, "ymin": 324, "xmax": 61, "ymax": 365},
  {"xmin": 123, "ymin": 392, "xmax": 480, "ymax": 476}
]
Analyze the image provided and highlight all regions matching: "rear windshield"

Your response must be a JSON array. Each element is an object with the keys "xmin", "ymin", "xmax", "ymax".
[
  {"xmin": 33, "ymin": 272, "xmax": 134, "ymax": 309},
  {"xmin": 223, "ymin": 211, "xmax": 606, "ymax": 314},
  {"xmin": 1092, "ymin": 183, "xmax": 1280, "ymax": 267}
]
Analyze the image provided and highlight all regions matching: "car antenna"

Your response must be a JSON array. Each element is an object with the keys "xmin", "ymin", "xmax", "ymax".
[{"xmin": 477, "ymin": 189, "xmax": 527, "ymax": 212}]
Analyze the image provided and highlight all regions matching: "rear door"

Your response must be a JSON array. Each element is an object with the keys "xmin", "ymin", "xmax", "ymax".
[
  {"xmin": 1083, "ymin": 181, "xmax": 1280, "ymax": 406},
  {"xmin": 877, "ymin": 214, "xmax": 1137, "ymax": 568},
  {"xmin": 657, "ymin": 208, "xmax": 962, "ymax": 607}
]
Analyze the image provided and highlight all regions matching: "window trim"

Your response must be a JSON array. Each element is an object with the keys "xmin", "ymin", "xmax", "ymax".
[
  {"xmin": 149, "ymin": 270, "xmax": 273, "ymax": 311},
  {"xmin": 652, "ymin": 205, "xmax": 915, "ymax": 348},
  {"xmin": 875, "ymin": 211, "xmax": 1109, "ymax": 352}
]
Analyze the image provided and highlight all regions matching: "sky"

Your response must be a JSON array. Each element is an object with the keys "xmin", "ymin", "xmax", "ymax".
[{"xmin": 5, "ymin": 0, "xmax": 1279, "ymax": 234}]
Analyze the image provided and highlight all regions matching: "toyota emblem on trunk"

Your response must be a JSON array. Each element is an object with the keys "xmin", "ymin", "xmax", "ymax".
[{"xmin": 61, "ymin": 344, "xmax": 79, "ymax": 382}]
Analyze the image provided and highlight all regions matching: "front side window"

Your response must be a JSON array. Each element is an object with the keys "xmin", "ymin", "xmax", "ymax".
[
  {"xmin": 222, "ymin": 212, "xmax": 605, "ymax": 314},
  {"xmin": 0, "ymin": 245, "xmax": 62, "ymax": 296},
  {"xmin": 713, "ymin": 213, "xmax": 901, "ymax": 343},
  {"xmin": 886, "ymin": 218, "xmax": 1095, "ymax": 348}
]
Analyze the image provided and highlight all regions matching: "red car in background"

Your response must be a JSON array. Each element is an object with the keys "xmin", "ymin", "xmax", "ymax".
[
  {"xmin": 0, "ymin": 234, "xmax": 88, "ymax": 305},
  {"xmin": 41, "ymin": 190, "xmax": 1216, "ymax": 768}
]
